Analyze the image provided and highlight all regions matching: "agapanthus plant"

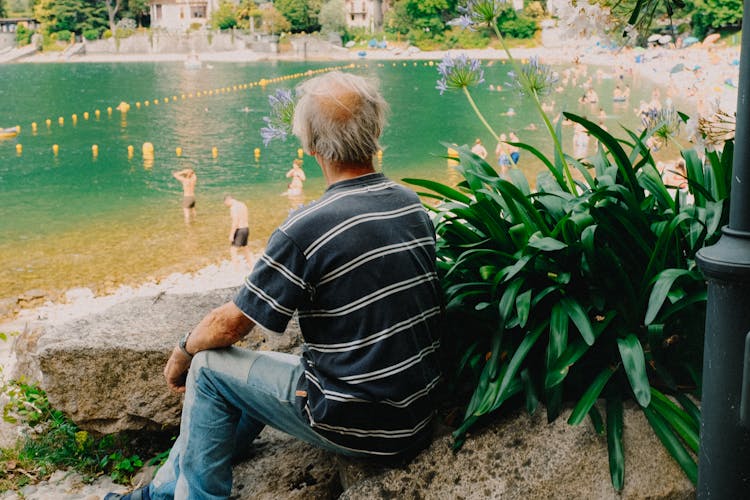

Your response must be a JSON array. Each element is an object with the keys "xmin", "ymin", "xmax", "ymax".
[
  {"xmin": 507, "ymin": 57, "xmax": 558, "ymax": 98},
  {"xmin": 260, "ymin": 88, "xmax": 296, "ymax": 146},
  {"xmin": 699, "ymin": 109, "xmax": 736, "ymax": 147},
  {"xmin": 641, "ymin": 104, "xmax": 683, "ymax": 149}
]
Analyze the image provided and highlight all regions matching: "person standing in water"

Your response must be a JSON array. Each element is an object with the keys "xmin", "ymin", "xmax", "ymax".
[
  {"xmin": 285, "ymin": 159, "xmax": 306, "ymax": 195},
  {"xmin": 224, "ymin": 195, "xmax": 253, "ymax": 271},
  {"xmin": 173, "ymin": 168, "xmax": 197, "ymax": 224}
]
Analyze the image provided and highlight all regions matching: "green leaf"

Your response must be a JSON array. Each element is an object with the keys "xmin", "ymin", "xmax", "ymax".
[
  {"xmin": 617, "ymin": 334, "xmax": 651, "ymax": 407},
  {"xmin": 589, "ymin": 405, "xmax": 604, "ymax": 435},
  {"xmin": 649, "ymin": 388, "xmax": 699, "ymax": 453},
  {"xmin": 561, "ymin": 297, "xmax": 595, "ymax": 345},
  {"xmin": 606, "ymin": 397, "xmax": 625, "ymax": 491},
  {"xmin": 568, "ymin": 366, "xmax": 617, "ymax": 425},
  {"xmin": 645, "ymin": 269, "xmax": 693, "ymax": 325},
  {"xmin": 521, "ymin": 368, "xmax": 539, "ymax": 415},
  {"xmin": 642, "ymin": 405, "xmax": 698, "ymax": 485},
  {"xmin": 527, "ymin": 235, "xmax": 568, "ymax": 251},
  {"xmin": 402, "ymin": 178, "xmax": 472, "ymax": 204},
  {"xmin": 515, "ymin": 289, "xmax": 532, "ymax": 328}
]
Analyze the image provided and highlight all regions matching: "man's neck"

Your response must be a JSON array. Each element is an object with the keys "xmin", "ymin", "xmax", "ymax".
[{"xmin": 318, "ymin": 158, "xmax": 376, "ymax": 186}]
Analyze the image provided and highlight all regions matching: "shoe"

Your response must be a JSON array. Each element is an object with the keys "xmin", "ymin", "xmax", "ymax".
[{"xmin": 103, "ymin": 485, "xmax": 151, "ymax": 500}]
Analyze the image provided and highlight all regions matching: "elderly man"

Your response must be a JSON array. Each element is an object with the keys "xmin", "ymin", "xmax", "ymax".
[{"xmin": 106, "ymin": 72, "xmax": 443, "ymax": 500}]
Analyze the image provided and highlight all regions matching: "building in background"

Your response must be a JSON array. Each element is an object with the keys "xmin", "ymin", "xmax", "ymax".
[
  {"xmin": 345, "ymin": 0, "xmax": 389, "ymax": 32},
  {"xmin": 150, "ymin": 0, "xmax": 222, "ymax": 31}
]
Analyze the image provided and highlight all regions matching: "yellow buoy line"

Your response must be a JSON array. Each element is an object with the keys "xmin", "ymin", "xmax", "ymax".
[
  {"xmin": 8, "ymin": 61, "xmax": 454, "ymax": 161},
  {"xmin": 17, "ymin": 64, "xmax": 359, "ymax": 144}
]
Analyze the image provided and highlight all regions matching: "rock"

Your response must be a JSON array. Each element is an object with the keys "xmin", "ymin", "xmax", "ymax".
[
  {"xmin": 63, "ymin": 287, "xmax": 95, "ymax": 303},
  {"xmin": 231, "ymin": 428, "xmax": 341, "ymax": 499},
  {"xmin": 0, "ymin": 297, "xmax": 18, "ymax": 318},
  {"xmin": 336, "ymin": 404, "xmax": 694, "ymax": 499},
  {"xmin": 17, "ymin": 287, "xmax": 301, "ymax": 433}
]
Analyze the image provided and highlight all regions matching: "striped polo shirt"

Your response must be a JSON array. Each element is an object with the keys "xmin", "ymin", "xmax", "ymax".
[{"xmin": 234, "ymin": 172, "xmax": 443, "ymax": 456}]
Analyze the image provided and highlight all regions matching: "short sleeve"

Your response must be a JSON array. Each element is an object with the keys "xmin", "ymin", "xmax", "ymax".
[{"xmin": 233, "ymin": 229, "xmax": 309, "ymax": 334}]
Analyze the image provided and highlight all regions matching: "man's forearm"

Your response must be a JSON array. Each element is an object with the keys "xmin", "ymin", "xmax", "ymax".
[{"xmin": 184, "ymin": 301, "xmax": 255, "ymax": 354}]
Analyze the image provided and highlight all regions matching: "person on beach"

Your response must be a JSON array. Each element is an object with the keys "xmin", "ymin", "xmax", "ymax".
[
  {"xmin": 508, "ymin": 132, "xmax": 520, "ymax": 165},
  {"xmin": 105, "ymin": 71, "xmax": 443, "ymax": 500},
  {"xmin": 224, "ymin": 194, "xmax": 253, "ymax": 271},
  {"xmin": 495, "ymin": 134, "xmax": 512, "ymax": 174},
  {"xmin": 172, "ymin": 168, "xmax": 197, "ymax": 224},
  {"xmin": 285, "ymin": 158, "xmax": 306, "ymax": 195},
  {"xmin": 470, "ymin": 138, "xmax": 488, "ymax": 159}
]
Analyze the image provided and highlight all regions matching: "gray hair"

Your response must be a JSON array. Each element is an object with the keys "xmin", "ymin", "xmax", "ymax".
[{"xmin": 292, "ymin": 71, "xmax": 388, "ymax": 163}]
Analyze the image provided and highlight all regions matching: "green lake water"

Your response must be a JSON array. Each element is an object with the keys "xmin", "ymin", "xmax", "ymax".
[{"xmin": 0, "ymin": 59, "xmax": 684, "ymax": 303}]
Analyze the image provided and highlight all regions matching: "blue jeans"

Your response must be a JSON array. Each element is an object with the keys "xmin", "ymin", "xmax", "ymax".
[{"xmin": 150, "ymin": 347, "xmax": 370, "ymax": 500}]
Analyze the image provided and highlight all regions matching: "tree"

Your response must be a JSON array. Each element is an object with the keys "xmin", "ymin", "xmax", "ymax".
[
  {"xmin": 259, "ymin": 3, "xmax": 290, "ymax": 34},
  {"xmin": 237, "ymin": 0, "xmax": 262, "ymax": 30},
  {"xmin": 0, "ymin": 0, "xmax": 6, "ymax": 18},
  {"xmin": 34, "ymin": 0, "xmax": 108, "ymax": 35},
  {"xmin": 274, "ymin": 0, "xmax": 321, "ymax": 33},
  {"xmin": 210, "ymin": 1, "xmax": 239, "ymax": 30},
  {"xmin": 319, "ymin": 0, "xmax": 345, "ymax": 34},
  {"xmin": 103, "ymin": 0, "xmax": 122, "ymax": 35},
  {"xmin": 125, "ymin": 0, "xmax": 150, "ymax": 27},
  {"xmin": 688, "ymin": 0, "xmax": 743, "ymax": 38},
  {"xmin": 384, "ymin": 0, "xmax": 457, "ymax": 36}
]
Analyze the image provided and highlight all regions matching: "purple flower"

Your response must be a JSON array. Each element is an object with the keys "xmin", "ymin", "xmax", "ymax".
[
  {"xmin": 436, "ymin": 54, "xmax": 485, "ymax": 95},
  {"xmin": 508, "ymin": 57, "xmax": 557, "ymax": 98},
  {"xmin": 260, "ymin": 88, "xmax": 296, "ymax": 145}
]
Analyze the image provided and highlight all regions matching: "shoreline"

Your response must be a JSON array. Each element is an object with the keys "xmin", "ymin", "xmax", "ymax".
[{"xmin": 1, "ymin": 42, "xmax": 740, "ymax": 331}]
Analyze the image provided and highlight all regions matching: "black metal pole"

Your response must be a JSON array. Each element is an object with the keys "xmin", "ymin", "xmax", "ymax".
[{"xmin": 695, "ymin": 1, "xmax": 750, "ymax": 496}]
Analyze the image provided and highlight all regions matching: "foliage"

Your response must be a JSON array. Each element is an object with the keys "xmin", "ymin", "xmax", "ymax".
[
  {"xmin": 55, "ymin": 29, "xmax": 73, "ymax": 42},
  {"xmin": 688, "ymin": 0, "xmax": 743, "ymax": 39},
  {"xmin": 259, "ymin": 3, "xmax": 291, "ymax": 34},
  {"xmin": 274, "ymin": 0, "xmax": 322, "ymax": 33},
  {"xmin": 0, "ymin": 380, "xmax": 173, "ymax": 491},
  {"xmin": 384, "ymin": 0, "xmax": 457, "ymax": 36},
  {"xmin": 0, "ymin": 0, "xmax": 6, "ymax": 18},
  {"xmin": 15, "ymin": 24, "xmax": 34, "ymax": 46},
  {"xmin": 523, "ymin": 1, "xmax": 546, "ymax": 19},
  {"xmin": 123, "ymin": 0, "xmax": 150, "ymax": 27},
  {"xmin": 34, "ymin": 0, "xmax": 108, "ymax": 36},
  {"xmin": 319, "ymin": 0, "xmax": 346, "ymax": 34},
  {"xmin": 210, "ymin": 1, "xmax": 239, "ymax": 30},
  {"xmin": 407, "ymin": 114, "xmax": 731, "ymax": 487},
  {"xmin": 496, "ymin": 7, "xmax": 537, "ymax": 39},
  {"xmin": 236, "ymin": 0, "xmax": 262, "ymax": 30},
  {"xmin": 445, "ymin": 25, "xmax": 490, "ymax": 49},
  {"xmin": 82, "ymin": 28, "xmax": 100, "ymax": 40}
]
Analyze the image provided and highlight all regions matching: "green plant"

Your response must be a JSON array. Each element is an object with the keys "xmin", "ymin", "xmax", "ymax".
[
  {"xmin": 55, "ymin": 29, "xmax": 72, "ymax": 42},
  {"xmin": 0, "ymin": 381, "xmax": 173, "ymax": 491},
  {"xmin": 406, "ymin": 120, "xmax": 731, "ymax": 488},
  {"xmin": 15, "ymin": 25, "xmax": 34, "ymax": 46},
  {"xmin": 82, "ymin": 28, "xmax": 99, "ymax": 40},
  {"xmin": 496, "ymin": 8, "xmax": 538, "ymax": 39}
]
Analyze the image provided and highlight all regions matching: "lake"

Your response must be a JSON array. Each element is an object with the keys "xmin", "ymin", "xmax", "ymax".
[{"xmin": 0, "ymin": 58, "xmax": 683, "ymax": 303}]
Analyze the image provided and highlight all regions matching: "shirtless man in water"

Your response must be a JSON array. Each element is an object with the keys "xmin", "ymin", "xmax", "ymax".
[
  {"xmin": 173, "ymin": 168, "xmax": 197, "ymax": 223},
  {"xmin": 224, "ymin": 194, "xmax": 253, "ymax": 270}
]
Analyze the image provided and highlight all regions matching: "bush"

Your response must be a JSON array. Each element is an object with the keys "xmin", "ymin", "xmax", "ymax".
[
  {"xmin": 82, "ymin": 29, "xmax": 100, "ymax": 41},
  {"xmin": 408, "ymin": 29, "xmax": 444, "ymax": 51},
  {"xmin": 446, "ymin": 26, "xmax": 491, "ymax": 49},
  {"xmin": 15, "ymin": 25, "xmax": 34, "ymax": 46},
  {"xmin": 524, "ymin": 1, "xmax": 546, "ymax": 19},
  {"xmin": 497, "ymin": 8, "xmax": 538, "ymax": 39},
  {"xmin": 406, "ymin": 116, "xmax": 731, "ymax": 489},
  {"xmin": 55, "ymin": 30, "xmax": 72, "ymax": 42},
  {"xmin": 102, "ymin": 29, "xmax": 113, "ymax": 39}
]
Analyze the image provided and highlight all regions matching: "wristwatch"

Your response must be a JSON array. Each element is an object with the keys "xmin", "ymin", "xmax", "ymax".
[{"xmin": 179, "ymin": 330, "xmax": 194, "ymax": 359}]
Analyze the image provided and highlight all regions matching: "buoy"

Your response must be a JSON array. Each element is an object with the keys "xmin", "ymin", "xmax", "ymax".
[
  {"xmin": 52, "ymin": 144, "xmax": 59, "ymax": 156},
  {"xmin": 83, "ymin": 111, "xmax": 90, "ymax": 120},
  {"xmin": 153, "ymin": 99, "xmax": 159, "ymax": 105},
  {"xmin": 107, "ymin": 107, "xmax": 112, "ymax": 116},
  {"xmin": 92, "ymin": 144, "xmax": 99, "ymax": 157},
  {"xmin": 297, "ymin": 148, "xmax": 304, "ymax": 159},
  {"xmin": 46, "ymin": 118, "xmax": 52, "ymax": 128},
  {"xmin": 16, "ymin": 144, "xmax": 22, "ymax": 155},
  {"xmin": 135, "ymin": 102, "xmax": 141, "ymax": 109},
  {"xmin": 58, "ymin": 116, "xmax": 64, "ymax": 126},
  {"xmin": 176, "ymin": 147, "xmax": 182, "ymax": 157},
  {"xmin": 144, "ymin": 101, "xmax": 150, "ymax": 107},
  {"xmin": 31, "ymin": 122, "xmax": 37, "ymax": 132},
  {"xmin": 142, "ymin": 142, "xmax": 154, "ymax": 158},
  {"xmin": 71, "ymin": 114, "xmax": 77, "ymax": 124},
  {"xmin": 95, "ymin": 109, "xmax": 101, "ymax": 119},
  {"xmin": 212, "ymin": 146, "xmax": 218, "ymax": 158},
  {"xmin": 127, "ymin": 145, "xmax": 134, "ymax": 159},
  {"xmin": 254, "ymin": 147, "xmax": 261, "ymax": 158},
  {"xmin": 116, "ymin": 101, "xmax": 130, "ymax": 113},
  {"xmin": 172, "ymin": 96, "xmax": 177, "ymax": 101}
]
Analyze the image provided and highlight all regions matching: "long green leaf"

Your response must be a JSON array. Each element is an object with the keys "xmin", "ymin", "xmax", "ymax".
[
  {"xmin": 561, "ymin": 297, "xmax": 595, "ymax": 345},
  {"xmin": 645, "ymin": 269, "xmax": 692, "ymax": 325},
  {"xmin": 568, "ymin": 366, "xmax": 617, "ymax": 425},
  {"xmin": 617, "ymin": 334, "xmax": 651, "ymax": 407},
  {"xmin": 402, "ymin": 178, "xmax": 472, "ymax": 204},
  {"xmin": 642, "ymin": 406, "xmax": 698, "ymax": 484},
  {"xmin": 606, "ymin": 397, "xmax": 625, "ymax": 491},
  {"xmin": 649, "ymin": 389, "xmax": 699, "ymax": 453}
]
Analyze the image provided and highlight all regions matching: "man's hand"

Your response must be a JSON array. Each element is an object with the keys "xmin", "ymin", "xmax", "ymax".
[{"xmin": 164, "ymin": 346, "xmax": 193, "ymax": 393}]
